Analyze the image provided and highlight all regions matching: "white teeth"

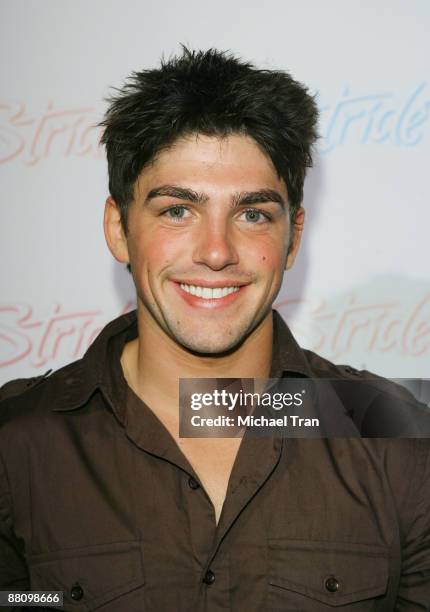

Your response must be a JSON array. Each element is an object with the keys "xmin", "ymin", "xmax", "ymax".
[{"xmin": 179, "ymin": 284, "xmax": 240, "ymax": 299}]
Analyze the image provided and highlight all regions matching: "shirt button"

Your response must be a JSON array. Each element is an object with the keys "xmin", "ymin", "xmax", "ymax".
[
  {"xmin": 203, "ymin": 569, "xmax": 215, "ymax": 585},
  {"xmin": 325, "ymin": 576, "xmax": 339, "ymax": 593},
  {"xmin": 188, "ymin": 476, "xmax": 200, "ymax": 490},
  {"xmin": 70, "ymin": 584, "xmax": 84, "ymax": 600}
]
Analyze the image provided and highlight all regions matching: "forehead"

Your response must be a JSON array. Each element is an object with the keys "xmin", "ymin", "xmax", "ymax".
[{"xmin": 135, "ymin": 133, "xmax": 286, "ymax": 195}]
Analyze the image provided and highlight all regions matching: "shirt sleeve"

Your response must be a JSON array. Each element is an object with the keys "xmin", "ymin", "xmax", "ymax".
[
  {"xmin": 396, "ymin": 441, "xmax": 430, "ymax": 610},
  {"xmin": 0, "ymin": 450, "xmax": 29, "ymax": 588}
]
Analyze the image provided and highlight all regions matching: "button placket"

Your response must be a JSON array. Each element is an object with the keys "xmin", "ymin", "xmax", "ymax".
[
  {"xmin": 203, "ymin": 569, "xmax": 216, "ymax": 585},
  {"xmin": 188, "ymin": 476, "xmax": 200, "ymax": 490}
]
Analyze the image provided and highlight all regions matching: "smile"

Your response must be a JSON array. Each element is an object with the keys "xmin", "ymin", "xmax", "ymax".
[
  {"xmin": 179, "ymin": 284, "xmax": 240, "ymax": 299},
  {"xmin": 172, "ymin": 280, "xmax": 248, "ymax": 310}
]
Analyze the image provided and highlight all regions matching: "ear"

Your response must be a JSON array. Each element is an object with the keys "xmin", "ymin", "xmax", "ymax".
[
  {"xmin": 103, "ymin": 197, "xmax": 129, "ymax": 264},
  {"xmin": 285, "ymin": 207, "xmax": 305, "ymax": 270}
]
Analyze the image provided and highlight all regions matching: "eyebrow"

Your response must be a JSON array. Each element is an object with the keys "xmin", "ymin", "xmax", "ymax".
[
  {"xmin": 232, "ymin": 189, "xmax": 285, "ymax": 210},
  {"xmin": 145, "ymin": 185, "xmax": 285, "ymax": 210},
  {"xmin": 145, "ymin": 185, "xmax": 208, "ymax": 205}
]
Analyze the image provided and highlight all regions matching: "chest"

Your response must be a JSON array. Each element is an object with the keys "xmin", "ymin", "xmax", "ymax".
[
  {"xmin": 169, "ymin": 425, "xmax": 241, "ymax": 523},
  {"xmin": 148, "ymin": 404, "xmax": 243, "ymax": 523},
  {"xmin": 19, "ymin": 428, "xmax": 399, "ymax": 611},
  {"xmin": 175, "ymin": 436, "xmax": 242, "ymax": 524}
]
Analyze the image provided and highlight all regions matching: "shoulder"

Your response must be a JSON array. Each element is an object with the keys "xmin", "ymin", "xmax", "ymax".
[
  {"xmin": 0, "ymin": 370, "xmax": 53, "ymax": 403},
  {"xmin": 304, "ymin": 347, "xmax": 382, "ymax": 381},
  {"xmin": 302, "ymin": 349, "xmax": 430, "ymax": 435},
  {"xmin": 0, "ymin": 364, "xmax": 74, "ymax": 484},
  {"xmin": 0, "ymin": 358, "xmax": 84, "ymax": 429},
  {"xmin": 303, "ymin": 347, "xmax": 418, "ymax": 403}
]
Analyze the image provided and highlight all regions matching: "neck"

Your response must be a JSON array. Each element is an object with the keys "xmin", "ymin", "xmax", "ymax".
[{"xmin": 121, "ymin": 307, "xmax": 274, "ymax": 410}]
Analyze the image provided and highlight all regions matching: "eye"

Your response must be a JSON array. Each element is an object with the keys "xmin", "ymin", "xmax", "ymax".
[
  {"xmin": 240, "ymin": 208, "xmax": 271, "ymax": 224},
  {"xmin": 162, "ymin": 205, "xmax": 190, "ymax": 221}
]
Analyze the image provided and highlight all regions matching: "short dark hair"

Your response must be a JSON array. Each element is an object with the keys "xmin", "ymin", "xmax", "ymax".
[{"xmin": 100, "ymin": 46, "xmax": 319, "ymax": 232}]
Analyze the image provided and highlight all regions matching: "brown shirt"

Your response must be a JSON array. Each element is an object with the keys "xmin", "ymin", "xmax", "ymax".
[{"xmin": 0, "ymin": 309, "xmax": 429, "ymax": 611}]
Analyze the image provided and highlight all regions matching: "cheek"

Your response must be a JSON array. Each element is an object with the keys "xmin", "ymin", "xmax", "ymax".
[
  {"xmin": 249, "ymin": 237, "xmax": 286, "ymax": 271},
  {"xmin": 129, "ymin": 229, "xmax": 188, "ymax": 271}
]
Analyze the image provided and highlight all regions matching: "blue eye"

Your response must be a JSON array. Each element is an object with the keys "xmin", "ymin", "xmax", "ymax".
[
  {"xmin": 242, "ymin": 209, "xmax": 270, "ymax": 223},
  {"xmin": 169, "ymin": 206, "xmax": 185, "ymax": 218},
  {"xmin": 245, "ymin": 210, "xmax": 260, "ymax": 222},
  {"xmin": 164, "ymin": 206, "xmax": 188, "ymax": 220}
]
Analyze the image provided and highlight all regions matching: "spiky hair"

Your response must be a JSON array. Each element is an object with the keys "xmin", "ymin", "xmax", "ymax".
[{"xmin": 100, "ymin": 46, "xmax": 319, "ymax": 231}]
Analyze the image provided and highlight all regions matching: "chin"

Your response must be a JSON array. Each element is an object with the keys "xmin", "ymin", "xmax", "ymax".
[{"xmin": 172, "ymin": 327, "xmax": 247, "ymax": 356}]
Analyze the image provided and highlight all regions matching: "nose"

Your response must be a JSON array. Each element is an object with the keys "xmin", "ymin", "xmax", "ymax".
[{"xmin": 192, "ymin": 217, "xmax": 239, "ymax": 270}]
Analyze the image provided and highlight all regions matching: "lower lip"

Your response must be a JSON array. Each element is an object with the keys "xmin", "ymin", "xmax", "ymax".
[{"xmin": 171, "ymin": 282, "xmax": 248, "ymax": 309}]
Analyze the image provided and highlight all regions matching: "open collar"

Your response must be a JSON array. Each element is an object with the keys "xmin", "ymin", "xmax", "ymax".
[{"xmin": 51, "ymin": 309, "xmax": 313, "ymax": 415}]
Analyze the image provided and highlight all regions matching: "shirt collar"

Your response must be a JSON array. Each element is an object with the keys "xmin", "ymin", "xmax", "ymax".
[
  {"xmin": 52, "ymin": 308, "xmax": 312, "ymax": 414},
  {"xmin": 270, "ymin": 309, "xmax": 314, "ymax": 379},
  {"xmin": 51, "ymin": 311, "xmax": 137, "ymax": 417}
]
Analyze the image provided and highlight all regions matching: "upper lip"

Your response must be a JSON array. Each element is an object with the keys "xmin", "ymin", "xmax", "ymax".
[{"xmin": 173, "ymin": 279, "xmax": 249, "ymax": 288}]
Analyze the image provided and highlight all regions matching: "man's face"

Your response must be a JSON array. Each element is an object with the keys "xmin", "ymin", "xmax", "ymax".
[{"xmin": 106, "ymin": 133, "xmax": 303, "ymax": 354}]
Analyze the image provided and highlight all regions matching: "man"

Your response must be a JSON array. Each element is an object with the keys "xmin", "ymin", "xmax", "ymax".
[{"xmin": 0, "ymin": 48, "xmax": 429, "ymax": 610}]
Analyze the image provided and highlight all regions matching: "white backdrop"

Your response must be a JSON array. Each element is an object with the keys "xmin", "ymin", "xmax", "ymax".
[{"xmin": 1, "ymin": 0, "xmax": 429, "ymax": 384}]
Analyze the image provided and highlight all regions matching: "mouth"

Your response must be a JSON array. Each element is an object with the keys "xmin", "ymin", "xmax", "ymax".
[
  {"xmin": 180, "ymin": 283, "xmax": 241, "ymax": 298},
  {"xmin": 171, "ymin": 280, "xmax": 249, "ymax": 309}
]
